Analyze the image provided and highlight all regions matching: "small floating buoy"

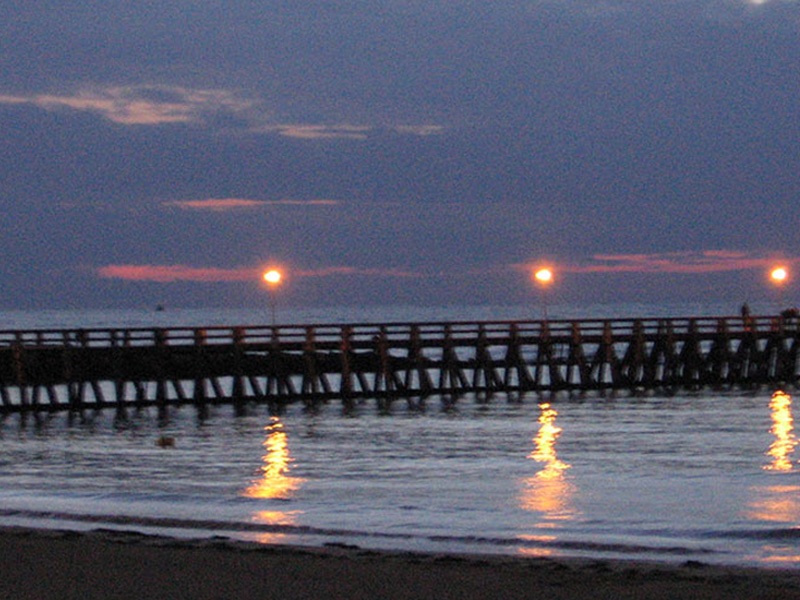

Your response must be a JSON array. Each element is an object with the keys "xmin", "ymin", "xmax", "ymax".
[{"xmin": 156, "ymin": 435, "xmax": 175, "ymax": 448}]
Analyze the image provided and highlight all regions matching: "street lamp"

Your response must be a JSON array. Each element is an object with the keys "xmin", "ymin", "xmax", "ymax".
[
  {"xmin": 263, "ymin": 269, "xmax": 283, "ymax": 326},
  {"xmin": 533, "ymin": 267, "xmax": 554, "ymax": 320},
  {"xmin": 770, "ymin": 266, "xmax": 789, "ymax": 314}
]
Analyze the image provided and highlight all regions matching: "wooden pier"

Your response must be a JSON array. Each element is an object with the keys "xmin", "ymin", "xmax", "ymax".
[{"xmin": 0, "ymin": 315, "xmax": 798, "ymax": 412}]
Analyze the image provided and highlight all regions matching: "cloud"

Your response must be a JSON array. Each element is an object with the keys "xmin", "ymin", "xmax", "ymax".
[
  {"xmin": 256, "ymin": 124, "xmax": 372, "ymax": 140},
  {"xmin": 254, "ymin": 123, "xmax": 445, "ymax": 140},
  {"xmin": 97, "ymin": 264, "xmax": 421, "ymax": 283},
  {"xmin": 0, "ymin": 85, "xmax": 258, "ymax": 126},
  {"xmin": 0, "ymin": 86, "xmax": 446, "ymax": 140},
  {"xmin": 393, "ymin": 125, "xmax": 445, "ymax": 136},
  {"xmin": 164, "ymin": 198, "xmax": 340, "ymax": 211},
  {"xmin": 97, "ymin": 265, "xmax": 259, "ymax": 283},
  {"xmin": 559, "ymin": 251, "xmax": 795, "ymax": 275}
]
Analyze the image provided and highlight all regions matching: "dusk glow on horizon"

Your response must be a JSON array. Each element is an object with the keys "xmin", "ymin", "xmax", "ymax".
[{"xmin": 2, "ymin": 1, "xmax": 799, "ymax": 309}]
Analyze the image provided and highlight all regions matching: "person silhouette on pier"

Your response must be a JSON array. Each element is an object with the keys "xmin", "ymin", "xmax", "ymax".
[{"xmin": 741, "ymin": 303, "xmax": 752, "ymax": 331}]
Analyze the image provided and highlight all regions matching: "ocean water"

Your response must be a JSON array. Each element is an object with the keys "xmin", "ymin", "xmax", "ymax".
[{"xmin": 0, "ymin": 302, "xmax": 798, "ymax": 568}]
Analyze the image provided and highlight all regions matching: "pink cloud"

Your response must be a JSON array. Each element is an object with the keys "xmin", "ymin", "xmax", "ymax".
[
  {"xmin": 562, "ymin": 251, "xmax": 795, "ymax": 275},
  {"xmin": 97, "ymin": 265, "xmax": 259, "ymax": 282},
  {"xmin": 164, "ymin": 198, "xmax": 339, "ymax": 211},
  {"xmin": 266, "ymin": 124, "xmax": 371, "ymax": 140},
  {"xmin": 97, "ymin": 264, "xmax": 421, "ymax": 283},
  {"xmin": 0, "ymin": 86, "xmax": 256, "ymax": 125}
]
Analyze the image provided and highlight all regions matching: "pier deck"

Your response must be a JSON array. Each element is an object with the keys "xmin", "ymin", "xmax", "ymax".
[{"xmin": 0, "ymin": 315, "xmax": 797, "ymax": 412}]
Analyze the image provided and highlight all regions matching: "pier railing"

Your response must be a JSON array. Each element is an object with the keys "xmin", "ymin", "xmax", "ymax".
[{"xmin": 0, "ymin": 315, "xmax": 797, "ymax": 412}]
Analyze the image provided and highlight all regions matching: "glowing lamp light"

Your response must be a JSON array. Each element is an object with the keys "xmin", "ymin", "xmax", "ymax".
[
  {"xmin": 262, "ymin": 269, "xmax": 283, "ymax": 327},
  {"xmin": 534, "ymin": 268, "xmax": 553, "ymax": 284},
  {"xmin": 264, "ymin": 269, "xmax": 282, "ymax": 285},
  {"xmin": 532, "ymin": 267, "xmax": 554, "ymax": 321},
  {"xmin": 771, "ymin": 267, "xmax": 788, "ymax": 284}
]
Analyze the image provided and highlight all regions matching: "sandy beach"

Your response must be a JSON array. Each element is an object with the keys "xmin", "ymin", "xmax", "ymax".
[{"xmin": 1, "ymin": 527, "xmax": 798, "ymax": 600}]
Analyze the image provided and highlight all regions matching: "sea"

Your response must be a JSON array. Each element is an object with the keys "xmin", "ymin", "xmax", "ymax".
[{"xmin": 0, "ymin": 301, "xmax": 798, "ymax": 568}]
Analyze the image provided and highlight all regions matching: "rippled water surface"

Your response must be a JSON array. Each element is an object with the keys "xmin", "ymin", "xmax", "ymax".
[{"xmin": 0, "ymin": 303, "xmax": 798, "ymax": 567}]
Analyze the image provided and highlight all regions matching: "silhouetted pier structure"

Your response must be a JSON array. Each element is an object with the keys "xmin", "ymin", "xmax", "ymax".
[{"xmin": 0, "ymin": 315, "xmax": 798, "ymax": 412}]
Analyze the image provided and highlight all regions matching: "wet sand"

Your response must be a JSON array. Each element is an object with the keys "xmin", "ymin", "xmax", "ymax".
[{"xmin": 1, "ymin": 526, "xmax": 799, "ymax": 600}]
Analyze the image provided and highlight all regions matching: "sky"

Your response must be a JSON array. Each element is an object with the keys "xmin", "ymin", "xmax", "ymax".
[{"xmin": 1, "ymin": 0, "xmax": 799, "ymax": 311}]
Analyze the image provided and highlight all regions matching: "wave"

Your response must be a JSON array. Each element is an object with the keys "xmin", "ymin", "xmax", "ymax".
[
  {"xmin": 0, "ymin": 508, "xmax": 717, "ymax": 557},
  {"xmin": 710, "ymin": 528, "xmax": 800, "ymax": 541}
]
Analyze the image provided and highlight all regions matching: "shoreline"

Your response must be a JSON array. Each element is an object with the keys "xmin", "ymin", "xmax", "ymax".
[{"xmin": 1, "ymin": 526, "xmax": 799, "ymax": 600}]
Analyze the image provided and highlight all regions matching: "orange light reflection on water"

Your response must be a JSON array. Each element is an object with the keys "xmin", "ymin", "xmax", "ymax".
[
  {"xmin": 747, "ymin": 486, "xmax": 800, "ymax": 523},
  {"xmin": 758, "ymin": 550, "xmax": 800, "ymax": 564},
  {"xmin": 242, "ymin": 417, "xmax": 305, "ymax": 499},
  {"xmin": 519, "ymin": 403, "xmax": 577, "ymax": 523},
  {"xmin": 744, "ymin": 391, "xmax": 800, "ymax": 565},
  {"xmin": 764, "ymin": 390, "xmax": 798, "ymax": 472},
  {"xmin": 517, "ymin": 539, "xmax": 557, "ymax": 557},
  {"xmin": 242, "ymin": 417, "xmax": 306, "ymax": 544},
  {"xmin": 528, "ymin": 403, "xmax": 571, "ymax": 481},
  {"xmin": 250, "ymin": 510, "xmax": 304, "ymax": 544}
]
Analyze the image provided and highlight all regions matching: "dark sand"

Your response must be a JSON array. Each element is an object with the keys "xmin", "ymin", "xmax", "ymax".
[{"xmin": 1, "ymin": 526, "xmax": 799, "ymax": 599}]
